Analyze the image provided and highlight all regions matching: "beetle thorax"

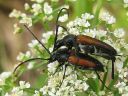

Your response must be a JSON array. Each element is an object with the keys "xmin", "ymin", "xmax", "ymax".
[{"xmin": 63, "ymin": 34, "xmax": 76, "ymax": 49}]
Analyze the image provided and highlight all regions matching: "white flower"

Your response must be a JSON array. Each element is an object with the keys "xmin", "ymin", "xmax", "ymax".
[
  {"xmin": 5, "ymin": 93, "xmax": 10, "ymax": 96},
  {"xmin": 43, "ymin": 15, "xmax": 53, "ymax": 21},
  {"xmin": 58, "ymin": 14, "xmax": 68, "ymax": 22},
  {"xmin": 43, "ymin": 2, "xmax": 52, "ymax": 14},
  {"xmin": 0, "ymin": 72, "xmax": 11, "ymax": 80},
  {"xmin": 81, "ymin": 13, "xmax": 94, "ymax": 20},
  {"xmin": 32, "ymin": 3, "xmax": 42, "ymax": 15},
  {"xmin": 41, "ymin": 31, "xmax": 53, "ymax": 43},
  {"xmin": 0, "ymin": 72, "xmax": 11, "ymax": 85},
  {"xmin": 27, "ymin": 62, "xmax": 34, "ymax": 69},
  {"xmin": 24, "ymin": 3, "xmax": 30, "ymax": 10},
  {"xmin": 8, "ymin": 87, "xmax": 24, "ymax": 96},
  {"xmin": 96, "ymin": 29, "xmax": 107, "ymax": 38},
  {"xmin": 47, "ymin": 61, "xmax": 59, "ymax": 73},
  {"xmin": 31, "ymin": 0, "xmax": 44, "ymax": 3},
  {"xmin": 100, "ymin": 11, "xmax": 116, "ymax": 24},
  {"xmin": 28, "ymin": 40, "xmax": 40, "ymax": 48},
  {"xmin": 83, "ymin": 82, "xmax": 89, "ymax": 91},
  {"xmin": 19, "ymin": 14, "xmax": 32, "ymax": 27},
  {"xmin": 68, "ymin": 27, "xmax": 79, "ymax": 35},
  {"xmin": 16, "ymin": 51, "xmax": 31, "ymax": 61},
  {"xmin": 124, "ymin": 0, "xmax": 128, "ymax": 7},
  {"xmin": 19, "ymin": 81, "xmax": 31, "ymax": 89},
  {"xmin": 114, "ymin": 28, "xmax": 125, "ymax": 38},
  {"xmin": 13, "ymin": 23, "xmax": 21, "ymax": 34},
  {"xmin": 51, "ymin": 0, "xmax": 59, "ymax": 2},
  {"xmin": 9, "ymin": 9, "xmax": 22, "ymax": 18},
  {"xmin": 124, "ymin": 0, "xmax": 128, "ymax": 3},
  {"xmin": 40, "ymin": 86, "xmax": 49, "ymax": 95},
  {"xmin": 34, "ymin": 90, "xmax": 40, "ymax": 96},
  {"xmin": 99, "ymin": 91, "xmax": 105, "ymax": 96},
  {"xmin": 84, "ymin": 28, "xmax": 96, "ymax": 38}
]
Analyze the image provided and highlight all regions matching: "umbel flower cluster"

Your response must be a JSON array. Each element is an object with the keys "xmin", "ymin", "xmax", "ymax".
[{"xmin": 0, "ymin": 0, "xmax": 128, "ymax": 96}]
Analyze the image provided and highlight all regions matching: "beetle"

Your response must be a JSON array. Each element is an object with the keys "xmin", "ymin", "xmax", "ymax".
[{"xmin": 54, "ymin": 34, "xmax": 117, "ymax": 79}]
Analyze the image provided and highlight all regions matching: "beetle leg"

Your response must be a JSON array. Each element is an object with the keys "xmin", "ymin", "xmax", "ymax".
[
  {"xmin": 59, "ymin": 64, "xmax": 68, "ymax": 87},
  {"xmin": 112, "ymin": 59, "xmax": 115, "ymax": 79},
  {"xmin": 95, "ymin": 71, "xmax": 111, "ymax": 90}
]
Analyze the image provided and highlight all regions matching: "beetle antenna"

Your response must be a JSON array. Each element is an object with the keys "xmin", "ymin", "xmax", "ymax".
[
  {"xmin": 53, "ymin": 8, "xmax": 69, "ymax": 51},
  {"xmin": 56, "ymin": 8, "xmax": 69, "ymax": 27},
  {"xmin": 13, "ymin": 57, "xmax": 49, "ymax": 74},
  {"xmin": 24, "ymin": 25, "xmax": 52, "ymax": 56}
]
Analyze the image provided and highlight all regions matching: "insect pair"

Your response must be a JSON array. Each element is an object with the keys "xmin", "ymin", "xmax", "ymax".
[{"xmin": 14, "ymin": 8, "xmax": 117, "ymax": 90}]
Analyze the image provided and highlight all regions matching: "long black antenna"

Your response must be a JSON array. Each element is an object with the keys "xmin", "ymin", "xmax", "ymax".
[
  {"xmin": 24, "ymin": 25, "xmax": 51, "ymax": 56},
  {"xmin": 13, "ymin": 57, "xmax": 49, "ymax": 74},
  {"xmin": 53, "ymin": 8, "xmax": 69, "ymax": 51}
]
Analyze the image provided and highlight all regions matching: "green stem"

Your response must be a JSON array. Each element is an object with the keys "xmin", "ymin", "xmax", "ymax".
[
  {"xmin": 101, "ymin": 68, "xmax": 108, "ymax": 90},
  {"xmin": 92, "ymin": 0, "xmax": 104, "ymax": 27}
]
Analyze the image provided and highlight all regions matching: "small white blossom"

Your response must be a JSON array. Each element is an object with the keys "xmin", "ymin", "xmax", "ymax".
[
  {"xmin": 13, "ymin": 23, "xmax": 21, "ymax": 34},
  {"xmin": 81, "ymin": 13, "xmax": 94, "ymax": 20},
  {"xmin": 124, "ymin": 0, "xmax": 128, "ymax": 8},
  {"xmin": 19, "ymin": 14, "xmax": 32, "ymax": 27},
  {"xmin": 68, "ymin": 27, "xmax": 79, "ymax": 35},
  {"xmin": 101, "ymin": 11, "xmax": 116, "ymax": 24},
  {"xmin": 31, "ymin": 0, "xmax": 44, "ymax": 3},
  {"xmin": 43, "ymin": 15, "xmax": 53, "ymax": 21},
  {"xmin": 114, "ymin": 28, "xmax": 125, "ymax": 38},
  {"xmin": 43, "ymin": 2, "xmax": 53, "ymax": 14},
  {"xmin": 6, "ymin": 87, "xmax": 24, "ymax": 96},
  {"xmin": 34, "ymin": 90, "xmax": 40, "ymax": 96},
  {"xmin": 16, "ymin": 51, "xmax": 31, "ymax": 61},
  {"xmin": 58, "ymin": 14, "xmax": 68, "ymax": 22},
  {"xmin": 84, "ymin": 28, "xmax": 96, "ymax": 38},
  {"xmin": 41, "ymin": 31, "xmax": 53, "ymax": 43},
  {"xmin": 19, "ymin": 81, "xmax": 31, "ymax": 89},
  {"xmin": 9, "ymin": 9, "xmax": 22, "ymax": 18},
  {"xmin": 0, "ymin": 72, "xmax": 11, "ymax": 85},
  {"xmin": 99, "ymin": 91, "xmax": 105, "ymax": 96},
  {"xmin": 27, "ymin": 62, "xmax": 34, "ymax": 69},
  {"xmin": 32, "ymin": 3, "xmax": 42, "ymax": 15},
  {"xmin": 51, "ymin": 0, "xmax": 59, "ymax": 2},
  {"xmin": 47, "ymin": 61, "xmax": 59, "ymax": 73},
  {"xmin": 24, "ymin": 3, "xmax": 30, "ymax": 10},
  {"xmin": 28, "ymin": 40, "xmax": 40, "ymax": 48}
]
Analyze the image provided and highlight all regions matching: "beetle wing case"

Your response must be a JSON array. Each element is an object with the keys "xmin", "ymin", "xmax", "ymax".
[{"xmin": 68, "ymin": 53, "xmax": 104, "ymax": 72}]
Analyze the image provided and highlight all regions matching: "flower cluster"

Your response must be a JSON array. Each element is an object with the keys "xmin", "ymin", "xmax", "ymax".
[
  {"xmin": 5, "ymin": 81, "xmax": 30, "ymax": 96},
  {"xmin": 100, "ymin": 11, "xmax": 116, "ymax": 24}
]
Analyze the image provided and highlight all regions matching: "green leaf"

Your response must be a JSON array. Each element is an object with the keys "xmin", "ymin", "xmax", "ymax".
[{"xmin": 87, "ymin": 78, "xmax": 100, "ymax": 94}]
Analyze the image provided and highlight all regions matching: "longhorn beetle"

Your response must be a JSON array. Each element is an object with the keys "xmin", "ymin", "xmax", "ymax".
[
  {"xmin": 53, "ymin": 8, "xmax": 117, "ymax": 79},
  {"xmin": 13, "ymin": 8, "xmax": 110, "ymax": 90}
]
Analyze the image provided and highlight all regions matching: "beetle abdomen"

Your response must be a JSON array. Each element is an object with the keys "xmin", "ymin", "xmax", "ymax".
[{"xmin": 68, "ymin": 55, "xmax": 104, "ymax": 72}]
